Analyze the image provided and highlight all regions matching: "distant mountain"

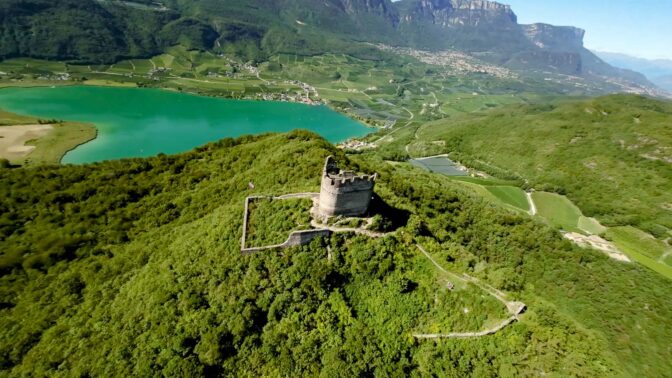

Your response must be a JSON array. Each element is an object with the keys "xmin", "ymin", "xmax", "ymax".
[
  {"xmin": 595, "ymin": 52, "xmax": 672, "ymax": 92},
  {"xmin": 653, "ymin": 76, "xmax": 672, "ymax": 93},
  {"xmin": 390, "ymin": 1, "xmax": 654, "ymax": 89},
  {"xmin": 0, "ymin": 0, "xmax": 658, "ymax": 92}
]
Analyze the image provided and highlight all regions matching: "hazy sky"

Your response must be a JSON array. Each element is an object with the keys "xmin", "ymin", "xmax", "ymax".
[{"xmin": 502, "ymin": 0, "xmax": 672, "ymax": 60}]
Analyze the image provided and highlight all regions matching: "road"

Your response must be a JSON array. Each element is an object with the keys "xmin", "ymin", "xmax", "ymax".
[{"xmin": 374, "ymin": 107, "xmax": 415, "ymax": 145}]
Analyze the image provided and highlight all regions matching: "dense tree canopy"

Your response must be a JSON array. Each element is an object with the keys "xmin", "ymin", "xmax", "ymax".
[{"xmin": 1, "ymin": 132, "xmax": 670, "ymax": 376}]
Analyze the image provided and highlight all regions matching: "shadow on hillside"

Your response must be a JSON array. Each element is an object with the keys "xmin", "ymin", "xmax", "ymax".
[{"xmin": 368, "ymin": 193, "xmax": 410, "ymax": 232}]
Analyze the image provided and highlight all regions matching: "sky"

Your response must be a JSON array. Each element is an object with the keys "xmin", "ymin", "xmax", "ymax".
[{"xmin": 502, "ymin": 0, "xmax": 672, "ymax": 60}]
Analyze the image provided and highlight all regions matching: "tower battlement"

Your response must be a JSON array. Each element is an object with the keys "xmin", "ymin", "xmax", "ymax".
[{"xmin": 318, "ymin": 156, "xmax": 376, "ymax": 217}]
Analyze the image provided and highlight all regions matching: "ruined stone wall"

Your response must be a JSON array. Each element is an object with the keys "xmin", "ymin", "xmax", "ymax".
[{"xmin": 241, "ymin": 229, "xmax": 331, "ymax": 254}]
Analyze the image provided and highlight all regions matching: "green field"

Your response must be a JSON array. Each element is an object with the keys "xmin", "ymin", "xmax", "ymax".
[
  {"xmin": 531, "ymin": 192, "xmax": 582, "ymax": 232},
  {"xmin": 441, "ymin": 178, "xmax": 530, "ymax": 214},
  {"xmin": 578, "ymin": 216, "xmax": 608, "ymax": 235},
  {"xmin": 607, "ymin": 226, "xmax": 672, "ymax": 263},
  {"xmin": 486, "ymin": 186, "xmax": 530, "ymax": 212},
  {"xmin": 423, "ymin": 173, "xmax": 531, "ymax": 214},
  {"xmin": 606, "ymin": 227, "xmax": 672, "ymax": 280}
]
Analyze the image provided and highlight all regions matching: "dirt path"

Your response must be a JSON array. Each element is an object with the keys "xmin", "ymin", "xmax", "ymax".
[
  {"xmin": 256, "ymin": 71, "xmax": 270, "ymax": 85},
  {"xmin": 373, "ymin": 119, "xmax": 412, "ymax": 145},
  {"xmin": 90, "ymin": 71, "xmax": 127, "ymax": 77},
  {"xmin": 167, "ymin": 75, "xmax": 212, "ymax": 83},
  {"xmin": 527, "ymin": 192, "xmax": 537, "ymax": 216},
  {"xmin": 403, "ymin": 106, "xmax": 414, "ymax": 120},
  {"xmin": 275, "ymin": 192, "xmax": 318, "ymax": 200},
  {"xmin": 413, "ymin": 316, "xmax": 518, "ymax": 339},
  {"xmin": 310, "ymin": 220, "xmax": 389, "ymax": 238},
  {"xmin": 413, "ymin": 244, "xmax": 525, "ymax": 339},
  {"xmin": 413, "ymin": 154, "xmax": 450, "ymax": 161},
  {"xmin": 563, "ymin": 232, "xmax": 631, "ymax": 262},
  {"xmin": 373, "ymin": 105, "xmax": 416, "ymax": 146}
]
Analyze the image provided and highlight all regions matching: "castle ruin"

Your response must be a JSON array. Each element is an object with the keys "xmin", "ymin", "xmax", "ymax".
[{"xmin": 318, "ymin": 156, "xmax": 376, "ymax": 217}]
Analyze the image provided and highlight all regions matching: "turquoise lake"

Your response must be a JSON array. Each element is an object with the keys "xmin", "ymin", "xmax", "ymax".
[{"xmin": 0, "ymin": 86, "xmax": 371, "ymax": 164}]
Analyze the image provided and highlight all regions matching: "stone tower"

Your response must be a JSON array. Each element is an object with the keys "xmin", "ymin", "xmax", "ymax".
[{"xmin": 318, "ymin": 156, "xmax": 376, "ymax": 217}]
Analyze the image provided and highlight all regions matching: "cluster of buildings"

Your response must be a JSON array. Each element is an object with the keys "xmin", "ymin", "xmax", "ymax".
[{"xmin": 375, "ymin": 44, "xmax": 517, "ymax": 79}]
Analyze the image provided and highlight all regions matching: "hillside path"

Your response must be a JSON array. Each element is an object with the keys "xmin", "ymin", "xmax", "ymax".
[
  {"xmin": 310, "ymin": 220, "xmax": 389, "ymax": 238},
  {"xmin": 527, "ymin": 192, "xmax": 537, "ymax": 216},
  {"xmin": 413, "ymin": 244, "xmax": 525, "ymax": 339}
]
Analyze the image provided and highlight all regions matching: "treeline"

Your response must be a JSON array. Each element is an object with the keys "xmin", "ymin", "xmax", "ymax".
[
  {"xmin": 1, "ymin": 132, "xmax": 671, "ymax": 376},
  {"xmin": 0, "ymin": 0, "xmax": 393, "ymax": 65}
]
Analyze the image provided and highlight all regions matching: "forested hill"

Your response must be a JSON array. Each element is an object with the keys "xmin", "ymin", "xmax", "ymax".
[
  {"xmin": 0, "ymin": 0, "xmax": 218, "ymax": 63},
  {"xmin": 1, "ymin": 131, "xmax": 671, "ymax": 376},
  {"xmin": 417, "ymin": 94, "xmax": 672, "ymax": 236}
]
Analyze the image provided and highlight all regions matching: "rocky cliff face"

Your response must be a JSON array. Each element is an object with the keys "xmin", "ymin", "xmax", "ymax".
[
  {"xmin": 397, "ymin": 0, "xmax": 516, "ymax": 28},
  {"xmin": 339, "ymin": 0, "xmax": 398, "ymax": 18},
  {"xmin": 507, "ymin": 51, "xmax": 583, "ymax": 75},
  {"xmin": 451, "ymin": 0, "xmax": 513, "ymax": 13},
  {"xmin": 522, "ymin": 23, "xmax": 585, "ymax": 51},
  {"xmin": 393, "ymin": 0, "xmax": 528, "ymax": 54}
]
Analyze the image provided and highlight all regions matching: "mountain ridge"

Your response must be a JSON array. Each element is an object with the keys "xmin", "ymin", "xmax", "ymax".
[
  {"xmin": 0, "ymin": 0, "xmax": 660, "ymax": 93},
  {"xmin": 595, "ymin": 51, "xmax": 672, "ymax": 92}
]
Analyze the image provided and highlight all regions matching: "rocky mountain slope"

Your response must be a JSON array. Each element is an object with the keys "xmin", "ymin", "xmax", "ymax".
[{"xmin": 0, "ymin": 0, "xmax": 658, "ymax": 91}]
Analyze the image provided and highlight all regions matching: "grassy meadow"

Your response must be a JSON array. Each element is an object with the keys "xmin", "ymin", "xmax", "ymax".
[
  {"xmin": 531, "ymin": 192, "xmax": 583, "ymax": 232},
  {"xmin": 416, "ymin": 95, "xmax": 672, "ymax": 233}
]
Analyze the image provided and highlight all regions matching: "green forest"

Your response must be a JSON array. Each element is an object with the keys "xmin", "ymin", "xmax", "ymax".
[
  {"xmin": 0, "ymin": 0, "xmax": 218, "ymax": 63},
  {"xmin": 246, "ymin": 198, "xmax": 313, "ymax": 247},
  {"xmin": 1, "ymin": 131, "xmax": 671, "ymax": 376}
]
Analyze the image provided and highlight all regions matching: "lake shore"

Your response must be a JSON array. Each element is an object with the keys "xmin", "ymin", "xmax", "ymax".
[{"xmin": 0, "ymin": 86, "xmax": 371, "ymax": 164}]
